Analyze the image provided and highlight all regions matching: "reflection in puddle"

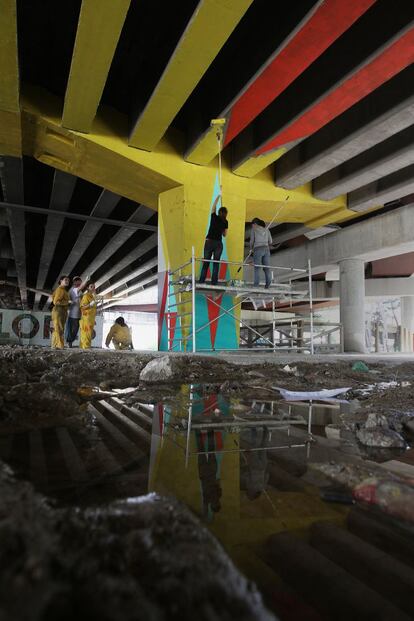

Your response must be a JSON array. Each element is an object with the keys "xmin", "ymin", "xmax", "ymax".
[{"xmin": 2, "ymin": 382, "xmax": 414, "ymax": 619}]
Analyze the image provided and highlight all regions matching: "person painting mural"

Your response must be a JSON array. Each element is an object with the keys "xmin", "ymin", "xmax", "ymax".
[
  {"xmin": 199, "ymin": 195, "xmax": 228, "ymax": 286},
  {"xmin": 250, "ymin": 218, "xmax": 273, "ymax": 288},
  {"xmin": 79, "ymin": 283, "xmax": 97, "ymax": 349},
  {"xmin": 51, "ymin": 275, "xmax": 70, "ymax": 349},
  {"xmin": 105, "ymin": 317, "xmax": 133, "ymax": 350},
  {"xmin": 65, "ymin": 276, "xmax": 89, "ymax": 347}
]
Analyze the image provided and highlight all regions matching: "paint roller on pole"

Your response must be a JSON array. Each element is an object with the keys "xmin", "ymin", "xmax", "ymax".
[
  {"xmin": 210, "ymin": 118, "xmax": 226, "ymax": 202},
  {"xmin": 237, "ymin": 194, "xmax": 290, "ymax": 273}
]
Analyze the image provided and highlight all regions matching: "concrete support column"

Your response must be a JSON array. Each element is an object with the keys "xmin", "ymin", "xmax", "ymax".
[
  {"xmin": 158, "ymin": 183, "xmax": 246, "ymax": 352},
  {"xmin": 400, "ymin": 296, "xmax": 414, "ymax": 352},
  {"xmin": 339, "ymin": 258, "xmax": 366, "ymax": 353}
]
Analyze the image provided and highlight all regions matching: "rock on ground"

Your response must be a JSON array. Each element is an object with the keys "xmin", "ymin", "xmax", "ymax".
[
  {"xmin": 139, "ymin": 355, "xmax": 179, "ymax": 382},
  {"xmin": 139, "ymin": 354, "xmax": 238, "ymax": 384},
  {"xmin": 0, "ymin": 463, "xmax": 276, "ymax": 621},
  {"xmin": 356, "ymin": 413, "xmax": 406, "ymax": 448}
]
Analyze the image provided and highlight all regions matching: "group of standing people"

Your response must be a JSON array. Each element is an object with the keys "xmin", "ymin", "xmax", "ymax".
[
  {"xmin": 51, "ymin": 275, "xmax": 97, "ymax": 349},
  {"xmin": 51, "ymin": 275, "xmax": 133, "ymax": 350},
  {"xmin": 199, "ymin": 196, "xmax": 273, "ymax": 288}
]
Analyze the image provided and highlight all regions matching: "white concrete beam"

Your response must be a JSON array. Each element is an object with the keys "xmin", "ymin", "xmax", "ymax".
[
  {"xmin": 303, "ymin": 278, "xmax": 414, "ymax": 300},
  {"xmin": 271, "ymin": 203, "xmax": 414, "ymax": 274}
]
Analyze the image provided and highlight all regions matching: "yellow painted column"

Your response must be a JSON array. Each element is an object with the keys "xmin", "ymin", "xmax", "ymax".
[
  {"xmin": 149, "ymin": 386, "xmax": 240, "ymax": 524},
  {"xmin": 158, "ymin": 178, "xmax": 246, "ymax": 352},
  {"xmin": 0, "ymin": 0, "xmax": 21, "ymax": 156}
]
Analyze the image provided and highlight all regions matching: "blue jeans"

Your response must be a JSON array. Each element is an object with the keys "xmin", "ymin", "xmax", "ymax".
[
  {"xmin": 65, "ymin": 317, "xmax": 80, "ymax": 344},
  {"xmin": 253, "ymin": 247, "xmax": 271, "ymax": 287}
]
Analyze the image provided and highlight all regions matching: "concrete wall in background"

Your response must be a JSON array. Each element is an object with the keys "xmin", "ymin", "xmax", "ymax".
[{"xmin": 0, "ymin": 309, "xmax": 103, "ymax": 347}]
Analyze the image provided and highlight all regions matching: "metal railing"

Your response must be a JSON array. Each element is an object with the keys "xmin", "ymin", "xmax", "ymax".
[{"xmin": 166, "ymin": 248, "xmax": 315, "ymax": 354}]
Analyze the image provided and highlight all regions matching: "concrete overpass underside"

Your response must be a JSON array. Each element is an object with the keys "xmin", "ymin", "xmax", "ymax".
[{"xmin": 0, "ymin": 0, "xmax": 413, "ymax": 329}]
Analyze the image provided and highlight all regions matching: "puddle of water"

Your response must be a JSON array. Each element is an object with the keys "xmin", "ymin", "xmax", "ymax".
[
  {"xmin": 0, "ymin": 383, "xmax": 410, "ymax": 504},
  {"xmin": 2, "ymin": 382, "xmax": 414, "ymax": 618}
]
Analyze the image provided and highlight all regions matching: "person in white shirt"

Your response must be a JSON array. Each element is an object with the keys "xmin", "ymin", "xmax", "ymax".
[
  {"xmin": 250, "ymin": 218, "xmax": 273, "ymax": 288},
  {"xmin": 65, "ymin": 276, "xmax": 88, "ymax": 347}
]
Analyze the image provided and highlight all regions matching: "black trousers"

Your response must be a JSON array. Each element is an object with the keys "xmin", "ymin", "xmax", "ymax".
[
  {"xmin": 65, "ymin": 317, "xmax": 80, "ymax": 344},
  {"xmin": 199, "ymin": 239, "xmax": 223, "ymax": 285}
]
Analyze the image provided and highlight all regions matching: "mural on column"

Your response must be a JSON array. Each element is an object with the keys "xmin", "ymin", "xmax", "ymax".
[
  {"xmin": 149, "ymin": 385, "xmax": 239, "ymax": 523},
  {"xmin": 158, "ymin": 175, "xmax": 240, "ymax": 351}
]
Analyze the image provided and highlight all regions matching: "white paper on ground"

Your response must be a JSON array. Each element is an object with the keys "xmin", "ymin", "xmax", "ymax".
[{"xmin": 274, "ymin": 386, "xmax": 351, "ymax": 401}]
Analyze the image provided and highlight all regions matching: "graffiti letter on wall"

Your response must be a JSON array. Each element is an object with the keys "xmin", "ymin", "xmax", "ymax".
[
  {"xmin": 12, "ymin": 314, "xmax": 40, "ymax": 339},
  {"xmin": 0, "ymin": 313, "xmax": 10, "ymax": 339}
]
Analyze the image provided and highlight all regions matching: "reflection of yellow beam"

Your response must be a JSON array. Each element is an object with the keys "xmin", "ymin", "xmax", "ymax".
[
  {"xmin": 62, "ymin": 0, "xmax": 130, "ymax": 133},
  {"xmin": 0, "ymin": 0, "xmax": 21, "ymax": 156},
  {"xmin": 129, "ymin": 0, "xmax": 253, "ymax": 151}
]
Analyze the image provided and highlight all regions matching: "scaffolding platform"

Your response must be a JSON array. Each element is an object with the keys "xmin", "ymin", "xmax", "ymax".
[
  {"xmin": 166, "ymin": 248, "xmax": 315, "ymax": 354},
  {"xmin": 171, "ymin": 280, "xmax": 307, "ymax": 298}
]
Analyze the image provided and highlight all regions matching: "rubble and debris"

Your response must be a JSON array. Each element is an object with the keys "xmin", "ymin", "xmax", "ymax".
[
  {"xmin": 1, "ymin": 346, "xmax": 414, "ymax": 619},
  {"xmin": 356, "ymin": 413, "xmax": 407, "ymax": 448},
  {"xmin": 308, "ymin": 462, "xmax": 398, "ymax": 490},
  {"xmin": 353, "ymin": 477, "xmax": 414, "ymax": 524},
  {"xmin": 0, "ymin": 462, "xmax": 276, "ymax": 621},
  {"xmin": 352, "ymin": 361, "xmax": 370, "ymax": 373},
  {"xmin": 140, "ymin": 354, "xmax": 178, "ymax": 382},
  {"xmin": 281, "ymin": 364, "xmax": 299, "ymax": 376}
]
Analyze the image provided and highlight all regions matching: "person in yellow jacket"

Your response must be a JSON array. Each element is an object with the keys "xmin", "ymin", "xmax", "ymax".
[
  {"xmin": 51, "ymin": 275, "xmax": 70, "ymax": 349},
  {"xmin": 79, "ymin": 283, "xmax": 97, "ymax": 349},
  {"xmin": 105, "ymin": 317, "xmax": 133, "ymax": 350}
]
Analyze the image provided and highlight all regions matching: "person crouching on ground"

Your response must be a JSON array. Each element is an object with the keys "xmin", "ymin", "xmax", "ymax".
[
  {"xmin": 79, "ymin": 283, "xmax": 97, "ymax": 349},
  {"xmin": 105, "ymin": 317, "xmax": 133, "ymax": 350},
  {"xmin": 65, "ymin": 276, "xmax": 88, "ymax": 347},
  {"xmin": 199, "ymin": 195, "xmax": 228, "ymax": 286},
  {"xmin": 250, "ymin": 218, "xmax": 272, "ymax": 288},
  {"xmin": 51, "ymin": 275, "xmax": 70, "ymax": 349}
]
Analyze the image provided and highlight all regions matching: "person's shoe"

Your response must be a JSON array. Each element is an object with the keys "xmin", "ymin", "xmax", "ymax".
[
  {"xmin": 67, "ymin": 342, "xmax": 73, "ymax": 348},
  {"xmin": 264, "ymin": 284, "xmax": 271, "ymax": 289}
]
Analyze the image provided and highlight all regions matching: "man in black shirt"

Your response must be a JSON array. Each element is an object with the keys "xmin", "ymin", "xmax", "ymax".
[{"xmin": 199, "ymin": 195, "xmax": 228, "ymax": 285}]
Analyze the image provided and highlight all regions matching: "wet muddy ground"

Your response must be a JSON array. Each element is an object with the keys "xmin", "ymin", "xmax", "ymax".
[{"xmin": 1, "ymin": 346, "xmax": 414, "ymax": 620}]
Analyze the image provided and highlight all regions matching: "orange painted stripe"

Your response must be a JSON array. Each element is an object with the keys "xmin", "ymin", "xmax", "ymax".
[
  {"xmin": 224, "ymin": 0, "xmax": 376, "ymax": 146},
  {"xmin": 256, "ymin": 27, "xmax": 414, "ymax": 155}
]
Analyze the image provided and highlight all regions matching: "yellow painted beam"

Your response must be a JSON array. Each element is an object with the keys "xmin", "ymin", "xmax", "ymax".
[
  {"xmin": 21, "ymin": 85, "xmax": 355, "ymax": 230},
  {"xmin": 129, "ymin": 0, "xmax": 253, "ymax": 151},
  {"xmin": 62, "ymin": 0, "xmax": 131, "ymax": 133},
  {"xmin": 185, "ymin": 122, "xmax": 223, "ymax": 166},
  {"xmin": 232, "ymin": 147, "xmax": 286, "ymax": 178},
  {"xmin": 0, "ymin": 0, "xmax": 21, "ymax": 156}
]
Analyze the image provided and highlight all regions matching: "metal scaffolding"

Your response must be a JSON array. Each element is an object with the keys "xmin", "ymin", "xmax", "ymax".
[
  {"xmin": 156, "ymin": 392, "xmax": 315, "ymax": 468},
  {"xmin": 166, "ymin": 248, "xmax": 315, "ymax": 354}
]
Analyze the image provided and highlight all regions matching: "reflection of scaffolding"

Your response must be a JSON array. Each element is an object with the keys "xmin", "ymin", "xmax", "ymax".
[
  {"xmin": 166, "ymin": 247, "xmax": 314, "ymax": 353},
  {"xmin": 161, "ymin": 391, "xmax": 315, "ymax": 468}
]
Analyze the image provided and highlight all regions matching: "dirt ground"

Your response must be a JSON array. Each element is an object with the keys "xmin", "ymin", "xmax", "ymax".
[
  {"xmin": 0, "ymin": 346, "xmax": 413, "ymax": 428},
  {"xmin": 0, "ymin": 464, "xmax": 274, "ymax": 621},
  {"xmin": 1, "ymin": 346, "xmax": 414, "ymax": 620}
]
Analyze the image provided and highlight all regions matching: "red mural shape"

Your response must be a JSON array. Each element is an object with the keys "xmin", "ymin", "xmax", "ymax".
[
  {"xmin": 158, "ymin": 272, "xmax": 168, "ymax": 347},
  {"xmin": 206, "ymin": 294, "xmax": 223, "ymax": 349},
  {"xmin": 167, "ymin": 312, "xmax": 178, "ymax": 345}
]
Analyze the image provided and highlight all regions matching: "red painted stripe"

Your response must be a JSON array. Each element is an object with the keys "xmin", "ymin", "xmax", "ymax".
[
  {"xmin": 157, "ymin": 271, "xmax": 168, "ymax": 347},
  {"xmin": 256, "ymin": 28, "xmax": 414, "ymax": 155},
  {"xmin": 224, "ymin": 0, "xmax": 376, "ymax": 146},
  {"xmin": 206, "ymin": 293, "xmax": 224, "ymax": 349}
]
